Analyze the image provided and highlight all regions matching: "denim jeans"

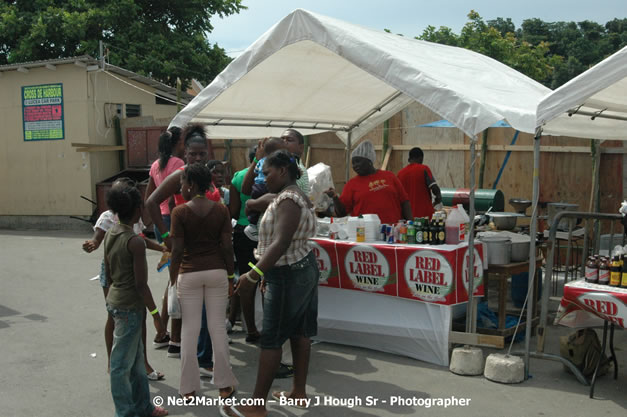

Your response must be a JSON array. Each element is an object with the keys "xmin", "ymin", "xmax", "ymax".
[
  {"xmin": 107, "ymin": 305, "xmax": 154, "ymax": 417},
  {"xmin": 153, "ymin": 215, "xmax": 171, "ymax": 244},
  {"xmin": 197, "ymin": 302, "xmax": 213, "ymax": 368},
  {"xmin": 260, "ymin": 251, "xmax": 319, "ymax": 349}
]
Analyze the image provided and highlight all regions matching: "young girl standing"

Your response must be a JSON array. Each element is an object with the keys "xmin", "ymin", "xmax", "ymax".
[{"xmin": 104, "ymin": 183, "xmax": 168, "ymax": 417}]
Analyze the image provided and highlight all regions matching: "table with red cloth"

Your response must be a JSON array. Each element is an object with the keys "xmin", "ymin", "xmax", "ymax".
[
  {"xmin": 555, "ymin": 280, "xmax": 627, "ymax": 329},
  {"xmin": 555, "ymin": 280, "xmax": 625, "ymax": 397},
  {"xmin": 308, "ymin": 238, "xmax": 486, "ymax": 366}
]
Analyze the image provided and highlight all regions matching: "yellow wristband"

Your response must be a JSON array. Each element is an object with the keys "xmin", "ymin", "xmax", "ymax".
[
  {"xmin": 248, "ymin": 262, "xmax": 264, "ymax": 277},
  {"xmin": 227, "ymin": 274, "xmax": 235, "ymax": 280},
  {"xmin": 150, "ymin": 308, "xmax": 159, "ymax": 316}
]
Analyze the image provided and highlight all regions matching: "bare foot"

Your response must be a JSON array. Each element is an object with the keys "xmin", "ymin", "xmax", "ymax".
[
  {"xmin": 219, "ymin": 386, "xmax": 236, "ymax": 399},
  {"xmin": 220, "ymin": 405, "xmax": 267, "ymax": 417},
  {"xmin": 272, "ymin": 390, "xmax": 309, "ymax": 408}
]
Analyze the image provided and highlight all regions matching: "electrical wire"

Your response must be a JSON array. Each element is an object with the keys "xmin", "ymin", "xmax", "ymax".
[{"xmin": 102, "ymin": 70, "xmax": 187, "ymax": 107}]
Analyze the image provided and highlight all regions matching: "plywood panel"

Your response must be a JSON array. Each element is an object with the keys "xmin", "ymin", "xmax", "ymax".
[{"xmin": 401, "ymin": 102, "xmax": 465, "ymax": 188}]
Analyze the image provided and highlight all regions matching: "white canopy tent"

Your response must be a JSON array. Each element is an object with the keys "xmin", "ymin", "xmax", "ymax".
[
  {"xmin": 171, "ymin": 9, "xmax": 549, "ymax": 141},
  {"xmin": 519, "ymin": 46, "xmax": 627, "ymax": 379},
  {"xmin": 171, "ymin": 8, "xmax": 553, "ymax": 365}
]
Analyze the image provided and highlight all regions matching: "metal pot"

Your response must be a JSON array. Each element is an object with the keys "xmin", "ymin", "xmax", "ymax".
[
  {"xmin": 488, "ymin": 212, "xmax": 524, "ymax": 230},
  {"xmin": 511, "ymin": 241, "xmax": 530, "ymax": 262},
  {"xmin": 480, "ymin": 235, "xmax": 512, "ymax": 265}
]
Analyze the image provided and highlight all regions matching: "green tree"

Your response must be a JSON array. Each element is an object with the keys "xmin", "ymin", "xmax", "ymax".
[
  {"xmin": 418, "ymin": 11, "xmax": 559, "ymax": 86},
  {"xmin": 0, "ymin": 0, "xmax": 245, "ymax": 88}
]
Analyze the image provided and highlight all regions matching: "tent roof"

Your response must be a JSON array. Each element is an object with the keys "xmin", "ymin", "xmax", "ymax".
[
  {"xmin": 171, "ymin": 9, "xmax": 550, "ymax": 142},
  {"xmin": 536, "ymin": 46, "xmax": 627, "ymax": 140}
]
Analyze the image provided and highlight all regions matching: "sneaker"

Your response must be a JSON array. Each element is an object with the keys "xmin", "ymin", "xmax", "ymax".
[
  {"xmin": 243, "ymin": 224, "xmax": 259, "ymax": 241},
  {"xmin": 167, "ymin": 343, "xmax": 181, "ymax": 358},
  {"xmin": 225, "ymin": 318, "xmax": 233, "ymax": 334},
  {"xmin": 275, "ymin": 363, "xmax": 294, "ymax": 379},
  {"xmin": 153, "ymin": 333, "xmax": 170, "ymax": 349},
  {"xmin": 199, "ymin": 367, "xmax": 214, "ymax": 378}
]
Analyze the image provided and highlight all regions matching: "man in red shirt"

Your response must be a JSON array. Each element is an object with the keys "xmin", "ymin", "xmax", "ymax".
[
  {"xmin": 397, "ymin": 147, "xmax": 442, "ymax": 219},
  {"xmin": 326, "ymin": 140, "xmax": 412, "ymax": 224}
]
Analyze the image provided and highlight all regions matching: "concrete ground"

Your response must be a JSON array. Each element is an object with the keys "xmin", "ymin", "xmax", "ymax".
[{"xmin": 1, "ymin": 229, "xmax": 625, "ymax": 417}]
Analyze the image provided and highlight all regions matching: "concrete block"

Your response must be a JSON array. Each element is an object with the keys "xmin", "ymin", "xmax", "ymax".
[
  {"xmin": 449, "ymin": 346, "xmax": 484, "ymax": 376},
  {"xmin": 484, "ymin": 353, "xmax": 525, "ymax": 384}
]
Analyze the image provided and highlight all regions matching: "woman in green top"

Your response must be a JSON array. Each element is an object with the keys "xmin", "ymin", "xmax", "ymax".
[
  {"xmin": 228, "ymin": 146, "xmax": 261, "ymax": 342},
  {"xmin": 104, "ymin": 184, "xmax": 168, "ymax": 417}
]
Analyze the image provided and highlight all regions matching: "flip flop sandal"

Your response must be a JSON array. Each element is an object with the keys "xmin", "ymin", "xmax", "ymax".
[
  {"xmin": 219, "ymin": 386, "xmax": 237, "ymax": 400},
  {"xmin": 272, "ymin": 391, "xmax": 308, "ymax": 409},
  {"xmin": 151, "ymin": 406, "xmax": 168, "ymax": 416},
  {"xmin": 219, "ymin": 405, "xmax": 246, "ymax": 417},
  {"xmin": 147, "ymin": 370, "xmax": 165, "ymax": 381}
]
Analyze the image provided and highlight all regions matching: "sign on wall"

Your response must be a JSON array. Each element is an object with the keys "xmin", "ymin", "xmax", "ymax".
[{"xmin": 22, "ymin": 83, "xmax": 65, "ymax": 141}]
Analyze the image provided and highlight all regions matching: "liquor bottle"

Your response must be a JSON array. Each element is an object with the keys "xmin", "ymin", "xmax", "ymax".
[
  {"xmin": 598, "ymin": 257, "xmax": 610, "ymax": 285},
  {"xmin": 609, "ymin": 256, "xmax": 621, "ymax": 287},
  {"xmin": 407, "ymin": 221, "xmax": 416, "ymax": 244},
  {"xmin": 438, "ymin": 219, "xmax": 446, "ymax": 245},
  {"xmin": 584, "ymin": 256, "xmax": 598, "ymax": 283},
  {"xmin": 424, "ymin": 218, "xmax": 432, "ymax": 244},
  {"xmin": 416, "ymin": 219, "xmax": 424, "ymax": 244}
]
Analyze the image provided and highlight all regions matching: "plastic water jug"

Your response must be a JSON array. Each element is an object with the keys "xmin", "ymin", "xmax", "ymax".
[{"xmin": 445, "ymin": 204, "xmax": 469, "ymax": 244}]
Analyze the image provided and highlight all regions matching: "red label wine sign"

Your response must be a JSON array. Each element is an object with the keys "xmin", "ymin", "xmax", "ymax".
[
  {"xmin": 344, "ymin": 246, "xmax": 391, "ymax": 292},
  {"xmin": 311, "ymin": 241, "xmax": 332, "ymax": 283},
  {"xmin": 403, "ymin": 250, "xmax": 454, "ymax": 302},
  {"xmin": 577, "ymin": 292, "xmax": 627, "ymax": 329},
  {"xmin": 462, "ymin": 247, "xmax": 484, "ymax": 295}
]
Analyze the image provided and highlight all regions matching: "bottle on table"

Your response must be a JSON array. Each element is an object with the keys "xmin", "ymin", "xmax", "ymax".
[
  {"xmin": 609, "ymin": 256, "xmax": 621, "ymax": 287},
  {"xmin": 585, "ymin": 256, "xmax": 599, "ymax": 283},
  {"xmin": 356, "ymin": 215, "xmax": 366, "ymax": 243},
  {"xmin": 415, "ymin": 219, "xmax": 424, "ymax": 244},
  {"xmin": 438, "ymin": 219, "xmax": 446, "ymax": 244},
  {"xmin": 598, "ymin": 257, "xmax": 610, "ymax": 285},
  {"xmin": 424, "ymin": 218, "xmax": 432, "ymax": 244},
  {"xmin": 399, "ymin": 221, "xmax": 408, "ymax": 244},
  {"xmin": 407, "ymin": 221, "xmax": 416, "ymax": 244}
]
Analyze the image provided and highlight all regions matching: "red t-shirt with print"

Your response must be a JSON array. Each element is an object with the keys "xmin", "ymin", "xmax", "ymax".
[{"xmin": 339, "ymin": 170, "xmax": 409, "ymax": 224}]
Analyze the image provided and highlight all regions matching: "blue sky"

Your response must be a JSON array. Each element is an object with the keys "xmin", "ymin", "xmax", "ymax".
[{"xmin": 209, "ymin": 0, "xmax": 627, "ymax": 56}]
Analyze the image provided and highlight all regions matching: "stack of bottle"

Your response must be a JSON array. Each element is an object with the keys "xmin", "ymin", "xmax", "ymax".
[
  {"xmin": 380, "ymin": 211, "xmax": 449, "ymax": 245},
  {"xmin": 584, "ymin": 245, "xmax": 627, "ymax": 288}
]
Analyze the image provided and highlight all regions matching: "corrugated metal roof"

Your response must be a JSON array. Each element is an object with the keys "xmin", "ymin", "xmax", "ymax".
[{"xmin": 0, "ymin": 55, "xmax": 193, "ymax": 102}]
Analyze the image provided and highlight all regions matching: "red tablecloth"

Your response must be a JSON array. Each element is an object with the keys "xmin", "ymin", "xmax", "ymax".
[
  {"xmin": 311, "ymin": 238, "xmax": 485, "ymax": 305},
  {"xmin": 556, "ymin": 280, "xmax": 627, "ymax": 329}
]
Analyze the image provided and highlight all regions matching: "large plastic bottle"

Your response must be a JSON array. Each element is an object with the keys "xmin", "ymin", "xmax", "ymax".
[{"xmin": 445, "ymin": 206, "xmax": 464, "ymax": 244}]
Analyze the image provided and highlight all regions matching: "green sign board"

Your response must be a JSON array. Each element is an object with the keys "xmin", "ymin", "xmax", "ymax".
[{"xmin": 22, "ymin": 83, "xmax": 65, "ymax": 141}]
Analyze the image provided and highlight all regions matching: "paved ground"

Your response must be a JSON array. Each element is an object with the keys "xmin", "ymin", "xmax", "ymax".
[{"xmin": 1, "ymin": 229, "xmax": 626, "ymax": 417}]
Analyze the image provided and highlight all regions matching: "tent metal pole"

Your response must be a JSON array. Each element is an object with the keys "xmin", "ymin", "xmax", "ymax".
[
  {"xmin": 346, "ymin": 131, "xmax": 352, "ymax": 184},
  {"xmin": 525, "ymin": 133, "xmax": 541, "ymax": 379},
  {"xmin": 465, "ymin": 137, "xmax": 477, "ymax": 333}
]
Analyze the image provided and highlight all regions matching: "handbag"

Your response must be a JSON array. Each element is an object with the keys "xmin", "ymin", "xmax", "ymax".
[{"xmin": 167, "ymin": 282, "xmax": 182, "ymax": 319}]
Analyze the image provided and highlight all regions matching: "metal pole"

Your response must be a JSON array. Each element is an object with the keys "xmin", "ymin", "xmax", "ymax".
[
  {"xmin": 346, "ymin": 131, "xmax": 352, "ymax": 185},
  {"xmin": 525, "ymin": 133, "xmax": 540, "ymax": 377},
  {"xmin": 99, "ymin": 40, "xmax": 104, "ymax": 70},
  {"xmin": 465, "ymin": 137, "xmax": 477, "ymax": 333}
]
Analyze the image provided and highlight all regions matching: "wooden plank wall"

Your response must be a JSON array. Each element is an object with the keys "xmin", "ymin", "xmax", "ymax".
[{"xmin": 207, "ymin": 102, "xmax": 625, "ymax": 228}]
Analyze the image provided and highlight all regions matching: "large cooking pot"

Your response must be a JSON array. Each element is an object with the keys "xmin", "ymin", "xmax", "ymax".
[
  {"xmin": 511, "ymin": 241, "xmax": 530, "ymax": 262},
  {"xmin": 479, "ymin": 234, "xmax": 512, "ymax": 265}
]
